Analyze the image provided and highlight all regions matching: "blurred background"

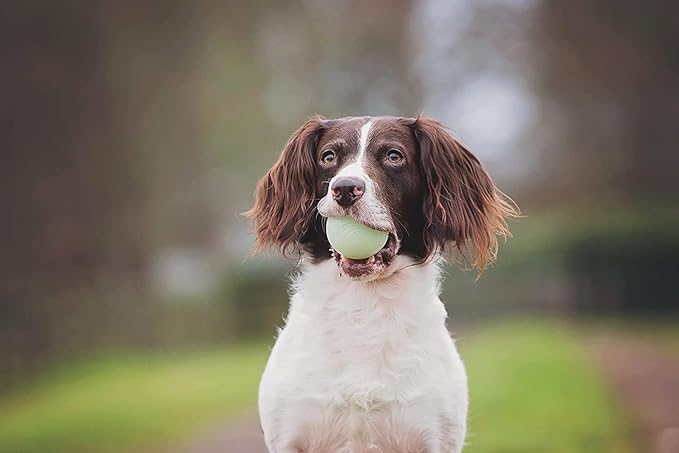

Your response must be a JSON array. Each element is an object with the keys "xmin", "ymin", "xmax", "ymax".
[{"xmin": 2, "ymin": 1, "xmax": 678, "ymax": 452}]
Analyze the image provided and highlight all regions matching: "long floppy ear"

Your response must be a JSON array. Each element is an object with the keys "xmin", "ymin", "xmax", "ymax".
[
  {"xmin": 411, "ymin": 116, "xmax": 519, "ymax": 271},
  {"xmin": 245, "ymin": 117, "xmax": 327, "ymax": 255}
]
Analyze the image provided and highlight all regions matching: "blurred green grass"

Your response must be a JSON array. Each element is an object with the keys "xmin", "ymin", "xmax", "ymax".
[
  {"xmin": 461, "ymin": 320, "xmax": 636, "ymax": 453},
  {"xmin": 0, "ymin": 321, "xmax": 636, "ymax": 453},
  {"xmin": 0, "ymin": 344, "xmax": 270, "ymax": 453}
]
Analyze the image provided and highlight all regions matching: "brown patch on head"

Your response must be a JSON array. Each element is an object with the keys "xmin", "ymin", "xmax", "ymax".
[
  {"xmin": 409, "ymin": 115, "xmax": 519, "ymax": 271},
  {"xmin": 363, "ymin": 117, "xmax": 423, "ymax": 207},
  {"xmin": 361, "ymin": 117, "xmax": 425, "ymax": 255}
]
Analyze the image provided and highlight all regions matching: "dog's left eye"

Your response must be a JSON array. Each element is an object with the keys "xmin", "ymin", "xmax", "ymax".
[
  {"xmin": 386, "ymin": 149, "xmax": 404, "ymax": 163},
  {"xmin": 321, "ymin": 149, "xmax": 336, "ymax": 164}
]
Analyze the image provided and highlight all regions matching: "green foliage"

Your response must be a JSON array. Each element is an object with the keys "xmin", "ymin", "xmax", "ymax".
[
  {"xmin": 461, "ymin": 320, "xmax": 636, "ymax": 453},
  {"xmin": 0, "ymin": 344, "xmax": 270, "ymax": 453},
  {"xmin": 501, "ymin": 205, "xmax": 679, "ymax": 267}
]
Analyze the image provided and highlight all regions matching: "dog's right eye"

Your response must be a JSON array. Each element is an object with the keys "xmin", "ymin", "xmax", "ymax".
[{"xmin": 321, "ymin": 149, "xmax": 336, "ymax": 164}]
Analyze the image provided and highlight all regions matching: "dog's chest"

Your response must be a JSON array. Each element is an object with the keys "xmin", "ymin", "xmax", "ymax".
[
  {"xmin": 258, "ymin": 261, "xmax": 467, "ymax": 452},
  {"xmin": 262, "ymin": 298, "xmax": 449, "ymax": 450},
  {"xmin": 297, "ymin": 301, "xmax": 432, "ymax": 405}
]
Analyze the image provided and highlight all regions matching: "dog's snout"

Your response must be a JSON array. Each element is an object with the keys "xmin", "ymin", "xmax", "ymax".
[{"xmin": 331, "ymin": 176, "xmax": 365, "ymax": 208}]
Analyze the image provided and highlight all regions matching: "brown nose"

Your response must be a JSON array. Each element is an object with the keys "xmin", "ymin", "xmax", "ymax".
[{"xmin": 331, "ymin": 176, "xmax": 365, "ymax": 208}]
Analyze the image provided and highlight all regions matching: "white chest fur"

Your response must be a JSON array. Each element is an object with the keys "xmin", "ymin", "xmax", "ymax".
[{"xmin": 258, "ymin": 257, "xmax": 468, "ymax": 453}]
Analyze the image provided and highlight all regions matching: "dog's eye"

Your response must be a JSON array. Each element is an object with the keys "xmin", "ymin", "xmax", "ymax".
[
  {"xmin": 321, "ymin": 149, "xmax": 336, "ymax": 164},
  {"xmin": 386, "ymin": 149, "xmax": 404, "ymax": 163}
]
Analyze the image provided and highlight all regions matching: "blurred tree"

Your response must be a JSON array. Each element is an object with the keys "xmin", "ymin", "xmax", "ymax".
[
  {"xmin": 534, "ymin": 0, "xmax": 679, "ymax": 204},
  {"xmin": 0, "ymin": 1, "xmax": 144, "ymax": 382},
  {"xmin": 0, "ymin": 0, "xmax": 251, "ymax": 386},
  {"xmin": 532, "ymin": 0, "xmax": 679, "ymax": 314}
]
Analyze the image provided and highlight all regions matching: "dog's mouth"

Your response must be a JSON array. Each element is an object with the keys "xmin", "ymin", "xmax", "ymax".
[{"xmin": 330, "ymin": 233, "xmax": 400, "ymax": 280}]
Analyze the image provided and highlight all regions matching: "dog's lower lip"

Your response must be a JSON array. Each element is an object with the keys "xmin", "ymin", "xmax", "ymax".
[
  {"xmin": 340, "ymin": 255, "xmax": 376, "ymax": 264},
  {"xmin": 331, "ymin": 233, "xmax": 400, "ymax": 278}
]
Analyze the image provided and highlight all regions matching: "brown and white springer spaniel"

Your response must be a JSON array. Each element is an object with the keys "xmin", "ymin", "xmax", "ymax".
[{"xmin": 247, "ymin": 116, "xmax": 517, "ymax": 453}]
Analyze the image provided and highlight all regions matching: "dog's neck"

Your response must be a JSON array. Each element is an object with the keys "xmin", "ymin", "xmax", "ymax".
[{"xmin": 291, "ymin": 255, "xmax": 446, "ymax": 316}]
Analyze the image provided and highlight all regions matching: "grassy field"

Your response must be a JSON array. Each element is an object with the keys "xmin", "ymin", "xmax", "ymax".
[
  {"xmin": 460, "ymin": 321, "xmax": 635, "ymax": 453},
  {"xmin": 0, "ymin": 344, "xmax": 270, "ymax": 453},
  {"xmin": 0, "ymin": 320, "xmax": 635, "ymax": 453}
]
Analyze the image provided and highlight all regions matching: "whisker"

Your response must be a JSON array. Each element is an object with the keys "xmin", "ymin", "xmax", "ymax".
[{"xmin": 392, "ymin": 214, "xmax": 410, "ymax": 238}]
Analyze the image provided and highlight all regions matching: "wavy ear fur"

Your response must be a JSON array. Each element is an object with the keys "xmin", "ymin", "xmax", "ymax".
[
  {"xmin": 245, "ymin": 117, "xmax": 327, "ymax": 255},
  {"xmin": 411, "ymin": 116, "xmax": 519, "ymax": 271}
]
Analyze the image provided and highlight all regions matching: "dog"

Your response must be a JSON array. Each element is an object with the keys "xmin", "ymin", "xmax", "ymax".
[{"xmin": 247, "ymin": 115, "xmax": 517, "ymax": 453}]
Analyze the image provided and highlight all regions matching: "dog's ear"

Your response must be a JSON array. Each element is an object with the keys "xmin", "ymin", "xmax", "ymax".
[
  {"xmin": 246, "ymin": 117, "xmax": 328, "ymax": 255},
  {"xmin": 410, "ymin": 116, "xmax": 518, "ymax": 271}
]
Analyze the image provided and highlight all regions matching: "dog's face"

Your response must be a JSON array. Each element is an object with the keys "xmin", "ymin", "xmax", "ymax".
[{"xmin": 247, "ymin": 115, "xmax": 517, "ymax": 280}]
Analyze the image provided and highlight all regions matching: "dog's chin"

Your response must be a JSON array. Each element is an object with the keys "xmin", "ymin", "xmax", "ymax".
[{"xmin": 331, "ymin": 233, "xmax": 400, "ymax": 281}]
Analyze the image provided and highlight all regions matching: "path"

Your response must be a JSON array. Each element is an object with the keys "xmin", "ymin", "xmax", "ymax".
[
  {"xmin": 168, "ymin": 414, "xmax": 266, "ymax": 453},
  {"xmin": 592, "ymin": 335, "xmax": 679, "ymax": 453}
]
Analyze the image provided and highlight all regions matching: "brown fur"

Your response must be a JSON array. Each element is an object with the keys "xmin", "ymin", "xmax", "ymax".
[
  {"xmin": 409, "ymin": 116, "xmax": 519, "ymax": 271},
  {"xmin": 245, "ymin": 116, "xmax": 330, "ymax": 255}
]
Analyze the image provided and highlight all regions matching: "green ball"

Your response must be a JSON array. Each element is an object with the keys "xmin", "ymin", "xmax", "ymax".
[{"xmin": 326, "ymin": 216, "xmax": 389, "ymax": 260}]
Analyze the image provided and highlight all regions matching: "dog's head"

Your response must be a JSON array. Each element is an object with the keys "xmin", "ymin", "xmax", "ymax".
[{"xmin": 246, "ymin": 115, "xmax": 518, "ymax": 280}]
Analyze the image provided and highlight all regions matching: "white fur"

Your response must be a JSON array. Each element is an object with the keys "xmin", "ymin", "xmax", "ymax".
[
  {"xmin": 357, "ymin": 120, "xmax": 373, "ymax": 162},
  {"xmin": 258, "ymin": 256, "xmax": 468, "ymax": 453}
]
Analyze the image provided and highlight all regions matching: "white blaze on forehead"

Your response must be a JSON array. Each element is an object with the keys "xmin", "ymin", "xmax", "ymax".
[
  {"xmin": 358, "ymin": 120, "xmax": 373, "ymax": 163},
  {"xmin": 334, "ymin": 119, "xmax": 373, "ymax": 179}
]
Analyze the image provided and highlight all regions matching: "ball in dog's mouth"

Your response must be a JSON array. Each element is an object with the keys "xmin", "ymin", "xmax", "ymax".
[{"xmin": 330, "ymin": 233, "xmax": 400, "ymax": 279}]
